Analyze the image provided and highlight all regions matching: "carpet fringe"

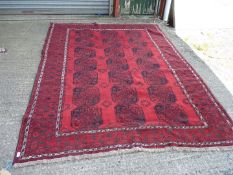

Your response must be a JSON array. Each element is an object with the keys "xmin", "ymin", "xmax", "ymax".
[
  {"xmin": 13, "ymin": 145, "xmax": 233, "ymax": 168},
  {"xmin": 0, "ymin": 169, "xmax": 11, "ymax": 175}
]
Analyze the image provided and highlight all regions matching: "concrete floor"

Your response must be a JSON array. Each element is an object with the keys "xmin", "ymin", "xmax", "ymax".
[
  {"xmin": 0, "ymin": 16, "xmax": 233, "ymax": 175},
  {"xmin": 177, "ymin": 29, "xmax": 233, "ymax": 97}
]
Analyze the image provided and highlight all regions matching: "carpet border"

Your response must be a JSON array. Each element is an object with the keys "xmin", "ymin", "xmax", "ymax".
[
  {"xmin": 13, "ymin": 22, "xmax": 55, "ymax": 162},
  {"xmin": 13, "ymin": 145, "xmax": 233, "ymax": 168}
]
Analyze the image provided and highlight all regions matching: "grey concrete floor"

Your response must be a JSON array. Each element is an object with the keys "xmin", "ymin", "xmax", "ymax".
[
  {"xmin": 177, "ymin": 29, "xmax": 233, "ymax": 97},
  {"xmin": 0, "ymin": 16, "xmax": 233, "ymax": 175}
]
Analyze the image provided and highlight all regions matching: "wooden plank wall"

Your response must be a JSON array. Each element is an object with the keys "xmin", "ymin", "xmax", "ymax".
[{"xmin": 120, "ymin": 0, "xmax": 157, "ymax": 15}]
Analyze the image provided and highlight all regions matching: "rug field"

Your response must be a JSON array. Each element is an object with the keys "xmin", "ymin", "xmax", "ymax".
[{"xmin": 13, "ymin": 23, "xmax": 233, "ymax": 166}]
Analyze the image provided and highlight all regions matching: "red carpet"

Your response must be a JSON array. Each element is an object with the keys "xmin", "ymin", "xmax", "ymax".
[{"xmin": 14, "ymin": 23, "xmax": 233, "ymax": 166}]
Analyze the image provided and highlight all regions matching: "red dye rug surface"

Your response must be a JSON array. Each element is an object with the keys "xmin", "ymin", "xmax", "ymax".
[{"xmin": 14, "ymin": 23, "xmax": 233, "ymax": 166}]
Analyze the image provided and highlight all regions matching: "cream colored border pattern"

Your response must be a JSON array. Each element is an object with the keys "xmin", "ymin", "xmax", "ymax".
[{"xmin": 20, "ymin": 23, "xmax": 55, "ymax": 157}]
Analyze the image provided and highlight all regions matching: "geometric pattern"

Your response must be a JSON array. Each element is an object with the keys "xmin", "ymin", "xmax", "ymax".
[{"xmin": 14, "ymin": 23, "xmax": 233, "ymax": 166}]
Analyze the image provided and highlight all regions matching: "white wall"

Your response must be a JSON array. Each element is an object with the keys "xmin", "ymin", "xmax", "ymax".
[{"xmin": 175, "ymin": 0, "xmax": 233, "ymax": 29}]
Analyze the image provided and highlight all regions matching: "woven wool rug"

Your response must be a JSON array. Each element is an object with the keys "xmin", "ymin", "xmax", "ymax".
[{"xmin": 14, "ymin": 23, "xmax": 233, "ymax": 166}]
